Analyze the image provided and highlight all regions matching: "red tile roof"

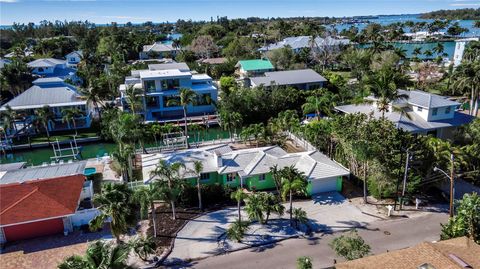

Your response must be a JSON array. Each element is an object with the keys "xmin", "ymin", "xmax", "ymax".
[{"xmin": 0, "ymin": 175, "xmax": 85, "ymax": 226}]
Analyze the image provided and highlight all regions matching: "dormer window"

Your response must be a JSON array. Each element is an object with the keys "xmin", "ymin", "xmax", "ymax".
[
  {"xmin": 417, "ymin": 107, "xmax": 423, "ymax": 112},
  {"xmin": 445, "ymin": 107, "xmax": 451, "ymax": 114},
  {"xmin": 432, "ymin": 108, "xmax": 438, "ymax": 116}
]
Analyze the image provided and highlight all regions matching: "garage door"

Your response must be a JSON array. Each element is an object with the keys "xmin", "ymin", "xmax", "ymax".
[
  {"xmin": 4, "ymin": 218, "xmax": 64, "ymax": 242},
  {"xmin": 310, "ymin": 177, "xmax": 338, "ymax": 195}
]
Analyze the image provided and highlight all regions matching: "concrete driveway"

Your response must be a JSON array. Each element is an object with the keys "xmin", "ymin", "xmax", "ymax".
[{"xmin": 167, "ymin": 192, "xmax": 377, "ymax": 263}]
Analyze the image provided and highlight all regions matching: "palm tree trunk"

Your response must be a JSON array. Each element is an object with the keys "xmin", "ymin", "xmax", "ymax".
[
  {"xmin": 183, "ymin": 106, "xmax": 189, "ymax": 148},
  {"xmin": 363, "ymin": 161, "xmax": 368, "ymax": 204},
  {"xmin": 171, "ymin": 201, "xmax": 176, "ymax": 220},
  {"xmin": 238, "ymin": 199, "xmax": 241, "ymax": 222},
  {"xmin": 289, "ymin": 190, "xmax": 293, "ymax": 226},
  {"xmin": 197, "ymin": 178, "xmax": 203, "ymax": 211},
  {"xmin": 45, "ymin": 123, "xmax": 51, "ymax": 144},
  {"xmin": 72, "ymin": 120, "xmax": 78, "ymax": 136},
  {"xmin": 151, "ymin": 201, "xmax": 158, "ymax": 237}
]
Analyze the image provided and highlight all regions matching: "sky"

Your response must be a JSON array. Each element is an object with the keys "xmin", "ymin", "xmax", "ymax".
[{"xmin": 0, "ymin": 0, "xmax": 479, "ymax": 25}]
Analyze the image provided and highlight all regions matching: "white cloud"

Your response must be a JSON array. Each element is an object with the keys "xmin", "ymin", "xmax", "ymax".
[{"xmin": 0, "ymin": 0, "xmax": 19, "ymax": 3}]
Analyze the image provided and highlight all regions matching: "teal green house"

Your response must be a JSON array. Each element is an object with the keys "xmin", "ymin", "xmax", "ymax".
[
  {"xmin": 236, "ymin": 59, "xmax": 274, "ymax": 78},
  {"xmin": 141, "ymin": 144, "xmax": 349, "ymax": 196}
]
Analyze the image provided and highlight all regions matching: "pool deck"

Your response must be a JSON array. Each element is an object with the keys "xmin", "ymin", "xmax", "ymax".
[{"xmin": 86, "ymin": 157, "xmax": 123, "ymax": 182}]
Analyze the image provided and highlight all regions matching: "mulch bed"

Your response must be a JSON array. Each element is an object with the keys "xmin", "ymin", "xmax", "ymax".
[{"xmin": 146, "ymin": 205, "xmax": 201, "ymax": 254}]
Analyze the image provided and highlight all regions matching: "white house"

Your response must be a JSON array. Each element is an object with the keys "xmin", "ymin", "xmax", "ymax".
[
  {"xmin": 249, "ymin": 69, "xmax": 327, "ymax": 90},
  {"xmin": 335, "ymin": 90, "xmax": 475, "ymax": 139},
  {"xmin": 139, "ymin": 42, "xmax": 177, "ymax": 60},
  {"xmin": 258, "ymin": 36, "xmax": 350, "ymax": 53},
  {"xmin": 453, "ymin": 37, "xmax": 479, "ymax": 67},
  {"xmin": 28, "ymin": 58, "xmax": 67, "ymax": 76},
  {"xmin": 65, "ymin": 51, "xmax": 83, "ymax": 68}
]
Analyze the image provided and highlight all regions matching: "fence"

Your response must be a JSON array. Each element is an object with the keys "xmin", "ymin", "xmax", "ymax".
[
  {"xmin": 71, "ymin": 208, "xmax": 101, "ymax": 227},
  {"xmin": 286, "ymin": 131, "xmax": 317, "ymax": 151}
]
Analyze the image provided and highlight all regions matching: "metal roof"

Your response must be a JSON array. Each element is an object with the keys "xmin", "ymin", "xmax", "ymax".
[
  {"xmin": 143, "ymin": 42, "xmax": 175, "ymax": 53},
  {"xmin": 33, "ymin": 77, "xmax": 65, "ymax": 84},
  {"xmin": 250, "ymin": 69, "xmax": 327, "ymax": 87},
  {"xmin": 0, "ymin": 161, "xmax": 87, "ymax": 185},
  {"xmin": 397, "ymin": 90, "xmax": 460, "ymax": 108},
  {"xmin": 237, "ymin": 59, "xmax": 274, "ymax": 71},
  {"xmin": 0, "ymin": 83, "xmax": 85, "ymax": 111},
  {"xmin": 28, "ymin": 58, "xmax": 66, "ymax": 68},
  {"xmin": 148, "ymin": 62, "xmax": 190, "ymax": 71},
  {"xmin": 259, "ymin": 36, "xmax": 350, "ymax": 51},
  {"xmin": 0, "ymin": 162, "xmax": 26, "ymax": 172}
]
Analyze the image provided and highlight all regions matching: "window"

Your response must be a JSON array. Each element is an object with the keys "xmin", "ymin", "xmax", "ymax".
[
  {"xmin": 195, "ymin": 93, "xmax": 211, "ymax": 106},
  {"xmin": 226, "ymin": 173, "xmax": 236, "ymax": 182},
  {"xmin": 145, "ymin": 96, "xmax": 158, "ymax": 108},
  {"xmin": 417, "ymin": 106, "xmax": 423, "ymax": 112},
  {"xmin": 259, "ymin": 174, "xmax": 266, "ymax": 181},
  {"xmin": 200, "ymin": 173, "xmax": 210, "ymax": 181},
  {"xmin": 161, "ymin": 79, "xmax": 180, "ymax": 90},
  {"xmin": 163, "ymin": 95, "xmax": 180, "ymax": 107},
  {"xmin": 38, "ymin": 67, "xmax": 44, "ymax": 72},
  {"xmin": 432, "ymin": 108, "xmax": 438, "ymax": 116},
  {"xmin": 144, "ymin": 80, "xmax": 156, "ymax": 93},
  {"xmin": 445, "ymin": 106, "xmax": 451, "ymax": 114}
]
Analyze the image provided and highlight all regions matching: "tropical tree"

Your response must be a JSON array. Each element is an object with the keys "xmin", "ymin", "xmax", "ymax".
[
  {"xmin": 231, "ymin": 188, "xmax": 248, "ymax": 222},
  {"xmin": 34, "ymin": 105, "xmax": 55, "ymax": 143},
  {"xmin": 262, "ymin": 192, "xmax": 285, "ymax": 224},
  {"xmin": 296, "ymin": 256, "xmax": 313, "ymax": 269},
  {"xmin": 167, "ymin": 88, "xmax": 197, "ymax": 148},
  {"xmin": 61, "ymin": 107, "xmax": 83, "ymax": 135},
  {"xmin": 0, "ymin": 105, "xmax": 18, "ymax": 135},
  {"xmin": 58, "ymin": 240, "xmax": 131, "ymax": 269},
  {"xmin": 226, "ymin": 219, "xmax": 250, "ymax": 243},
  {"xmin": 280, "ymin": 166, "xmax": 307, "ymax": 226},
  {"xmin": 0, "ymin": 59, "xmax": 33, "ymax": 96},
  {"xmin": 89, "ymin": 183, "xmax": 133, "ymax": 243},
  {"xmin": 193, "ymin": 160, "xmax": 204, "ymax": 211},
  {"xmin": 301, "ymin": 90, "xmax": 336, "ymax": 118},
  {"xmin": 80, "ymin": 78, "xmax": 103, "ymax": 121},
  {"xmin": 329, "ymin": 229, "xmax": 371, "ymax": 260},
  {"xmin": 149, "ymin": 160, "xmax": 185, "ymax": 219},
  {"xmin": 124, "ymin": 84, "xmax": 143, "ymax": 115},
  {"xmin": 132, "ymin": 185, "xmax": 160, "ymax": 237},
  {"xmin": 245, "ymin": 193, "xmax": 266, "ymax": 224},
  {"xmin": 219, "ymin": 110, "xmax": 242, "ymax": 141},
  {"xmin": 129, "ymin": 236, "xmax": 156, "ymax": 261},
  {"xmin": 292, "ymin": 207, "xmax": 308, "ymax": 230},
  {"xmin": 440, "ymin": 192, "xmax": 480, "ymax": 243},
  {"xmin": 453, "ymin": 61, "xmax": 480, "ymax": 116}
]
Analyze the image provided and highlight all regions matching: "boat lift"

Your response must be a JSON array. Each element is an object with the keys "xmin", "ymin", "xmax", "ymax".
[{"xmin": 50, "ymin": 136, "xmax": 82, "ymax": 162}]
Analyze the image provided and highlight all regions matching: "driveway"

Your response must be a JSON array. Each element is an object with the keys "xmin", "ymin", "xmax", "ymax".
[{"xmin": 167, "ymin": 192, "xmax": 377, "ymax": 262}]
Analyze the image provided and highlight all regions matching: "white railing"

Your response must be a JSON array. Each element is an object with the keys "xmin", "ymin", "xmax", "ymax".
[
  {"xmin": 286, "ymin": 131, "xmax": 317, "ymax": 151},
  {"xmin": 127, "ymin": 180, "xmax": 145, "ymax": 190}
]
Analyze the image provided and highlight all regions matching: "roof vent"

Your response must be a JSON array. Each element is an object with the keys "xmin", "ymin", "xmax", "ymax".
[
  {"xmin": 418, "ymin": 263, "xmax": 436, "ymax": 269},
  {"xmin": 448, "ymin": 254, "xmax": 472, "ymax": 268}
]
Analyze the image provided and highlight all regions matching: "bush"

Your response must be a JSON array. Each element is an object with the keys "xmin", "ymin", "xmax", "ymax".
[
  {"xmin": 226, "ymin": 220, "xmax": 250, "ymax": 242},
  {"xmin": 179, "ymin": 183, "xmax": 234, "ymax": 208},
  {"xmin": 296, "ymin": 256, "xmax": 313, "ymax": 269},
  {"xmin": 329, "ymin": 229, "xmax": 371, "ymax": 260}
]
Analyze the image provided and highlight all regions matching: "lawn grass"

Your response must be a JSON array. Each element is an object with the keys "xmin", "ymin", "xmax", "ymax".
[{"xmin": 14, "ymin": 128, "xmax": 100, "ymax": 145}]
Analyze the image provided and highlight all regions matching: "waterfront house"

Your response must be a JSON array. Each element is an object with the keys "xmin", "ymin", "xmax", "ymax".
[
  {"xmin": 0, "ymin": 161, "xmax": 99, "ymax": 243},
  {"xmin": 0, "ymin": 77, "xmax": 92, "ymax": 134},
  {"xmin": 335, "ymin": 90, "xmax": 474, "ymax": 139},
  {"xmin": 139, "ymin": 41, "xmax": 177, "ymax": 60},
  {"xmin": 119, "ymin": 62, "xmax": 217, "ymax": 121},
  {"xmin": 65, "ymin": 50, "xmax": 83, "ymax": 68},
  {"xmin": 258, "ymin": 36, "xmax": 350, "ymax": 53},
  {"xmin": 27, "ymin": 58, "xmax": 78, "ymax": 81},
  {"xmin": 141, "ymin": 144, "xmax": 350, "ymax": 195},
  {"xmin": 453, "ymin": 37, "xmax": 479, "ymax": 67},
  {"xmin": 235, "ymin": 59, "xmax": 274, "ymax": 78},
  {"xmin": 248, "ymin": 69, "xmax": 327, "ymax": 90}
]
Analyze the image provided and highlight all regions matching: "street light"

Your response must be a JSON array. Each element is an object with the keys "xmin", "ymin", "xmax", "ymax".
[{"xmin": 434, "ymin": 165, "xmax": 455, "ymax": 217}]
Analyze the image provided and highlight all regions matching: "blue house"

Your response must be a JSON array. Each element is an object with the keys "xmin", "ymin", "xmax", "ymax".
[
  {"xmin": 119, "ymin": 62, "xmax": 217, "ymax": 121},
  {"xmin": 27, "ymin": 58, "xmax": 78, "ymax": 82}
]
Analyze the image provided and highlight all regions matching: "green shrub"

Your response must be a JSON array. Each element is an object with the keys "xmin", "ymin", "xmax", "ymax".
[
  {"xmin": 329, "ymin": 229, "xmax": 371, "ymax": 260},
  {"xmin": 296, "ymin": 256, "xmax": 313, "ymax": 269}
]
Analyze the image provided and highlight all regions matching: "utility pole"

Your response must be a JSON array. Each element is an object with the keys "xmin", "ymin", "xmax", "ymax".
[
  {"xmin": 399, "ymin": 150, "xmax": 410, "ymax": 210},
  {"xmin": 449, "ymin": 153, "xmax": 455, "ymax": 218}
]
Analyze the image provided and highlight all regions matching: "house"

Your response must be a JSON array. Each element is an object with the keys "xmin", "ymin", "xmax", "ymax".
[
  {"xmin": 139, "ymin": 42, "xmax": 177, "ymax": 60},
  {"xmin": 335, "ymin": 90, "xmax": 475, "ymax": 139},
  {"xmin": 119, "ymin": 62, "xmax": 217, "ymax": 121},
  {"xmin": 0, "ymin": 58, "xmax": 11, "ymax": 70},
  {"xmin": 249, "ymin": 69, "xmax": 327, "ymax": 90},
  {"xmin": 27, "ymin": 58, "xmax": 78, "ymax": 80},
  {"xmin": 336, "ymin": 237, "xmax": 480, "ymax": 269},
  {"xmin": 140, "ymin": 144, "xmax": 350, "ymax": 195},
  {"xmin": 0, "ymin": 161, "xmax": 99, "ymax": 243},
  {"xmin": 235, "ymin": 59, "xmax": 274, "ymax": 78},
  {"xmin": 4, "ymin": 49, "xmax": 33, "ymax": 58},
  {"xmin": 0, "ymin": 77, "xmax": 92, "ymax": 133},
  {"xmin": 258, "ymin": 36, "xmax": 350, "ymax": 53},
  {"xmin": 65, "ymin": 50, "xmax": 83, "ymax": 68},
  {"xmin": 197, "ymin": 57, "xmax": 228, "ymax": 65},
  {"xmin": 453, "ymin": 37, "xmax": 479, "ymax": 67}
]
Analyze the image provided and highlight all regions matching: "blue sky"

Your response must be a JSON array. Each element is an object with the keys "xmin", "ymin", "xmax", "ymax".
[{"xmin": 1, "ymin": 0, "xmax": 479, "ymax": 25}]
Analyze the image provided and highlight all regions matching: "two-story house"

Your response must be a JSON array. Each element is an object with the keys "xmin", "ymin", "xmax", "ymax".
[
  {"xmin": 0, "ymin": 77, "xmax": 92, "ymax": 134},
  {"xmin": 139, "ymin": 42, "xmax": 177, "ymax": 60},
  {"xmin": 119, "ymin": 62, "xmax": 217, "ymax": 121},
  {"xmin": 27, "ymin": 58, "xmax": 78, "ymax": 81},
  {"xmin": 335, "ymin": 90, "xmax": 474, "ymax": 139},
  {"xmin": 65, "ymin": 50, "xmax": 83, "ymax": 68},
  {"xmin": 140, "ymin": 144, "xmax": 350, "ymax": 195},
  {"xmin": 235, "ymin": 59, "xmax": 274, "ymax": 78},
  {"xmin": 248, "ymin": 69, "xmax": 327, "ymax": 90}
]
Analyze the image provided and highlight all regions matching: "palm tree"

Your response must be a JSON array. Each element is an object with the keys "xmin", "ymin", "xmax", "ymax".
[
  {"xmin": 124, "ymin": 84, "xmax": 143, "ymax": 115},
  {"xmin": 453, "ymin": 61, "xmax": 480, "ymax": 116},
  {"xmin": 0, "ymin": 105, "xmax": 18, "ymax": 136},
  {"xmin": 129, "ymin": 236, "xmax": 156, "ymax": 261},
  {"xmin": 34, "ymin": 105, "xmax": 54, "ymax": 143},
  {"xmin": 230, "ymin": 188, "xmax": 248, "ymax": 222},
  {"xmin": 193, "ymin": 160, "xmax": 204, "ymax": 211},
  {"xmin": 149, "ymin": 160, "xmax": 185, "ymax": 219},
  {"xmin": 219, "ymin": 110, "xmax": 242, "ymax": 141},
  {"xmin": 302, "ymin": 90, "xmax": 336, "ymax": 118},
  {"xmin": 133, "ymin": 185, "xmax": 160, "ymax": 237},
  {"xmin": 166, "ymin": 88, "xmax": 197, "ymax": 148},
  {"xmin": 261, "ymin": 192, "xmax": 285, "ymax": 224},
  {"xmin": 61, "ymin": 107, "xmax": 83, "ymax": 135},
  {"xmin": 433, "ymin": 42, "xmax": 444, "ymax": 57},
  {"xmin": 58, "ymin": 240, "xmax": 131, "ymax": 269},
  {"xmin": 280, "ymin": 166, "xmax": 307, "ymax": 226},
  {"xmin": 245, "ymin": 193, "xmax": 265, "ymax": 224},
  {"xmin": 80, "ymin": 78, "xmax": 103, "ymax": 121},
  {"xmin": 89, "ymin": 183, "xmax": 133, "ymax": 243}
]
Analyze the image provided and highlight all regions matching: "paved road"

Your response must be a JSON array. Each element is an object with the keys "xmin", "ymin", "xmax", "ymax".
[{"xmin": 179, "ymin": 212, "xmax": 448, "ymax": 269}]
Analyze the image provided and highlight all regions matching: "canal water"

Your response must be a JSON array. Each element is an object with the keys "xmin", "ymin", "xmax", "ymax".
[
  {"xmin": 1, "ymin": 127, "xmax": 230, "ymax": 166},
  {"xmin": 358, "ymin": 41, "xmax": 456, "ymax": 59}
]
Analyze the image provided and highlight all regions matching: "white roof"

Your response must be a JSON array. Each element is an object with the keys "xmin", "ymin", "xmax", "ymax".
[
  {"xmin": 259, "ymin": 36, "xmax": 350, "ymax": 51},
  {"xmin": 141, "ymin": 144, "xmax": 349, "ymax": 183},
  {"xmin": 139, "ymin": 69, "xmax": 191, "ymax": 79},
  {"xmin": 28, "ymin": 58, "xmax": 66, "ymax": 68},
  {"xmin": 143, "ymin": 42, "xmax": 175, "ymax": 53}
]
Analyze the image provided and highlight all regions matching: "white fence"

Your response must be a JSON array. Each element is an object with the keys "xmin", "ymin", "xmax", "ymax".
[
  {"xmin": 71, "ymin": 208, "xmax": 101, "ymax": 227},
  {"xmin": 80, "ymin": 180, "xmax": 94, "ymax": 201},
  {"xmin": 287, "ymin": 131, "xmax": 317, "ymax": 151}
]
